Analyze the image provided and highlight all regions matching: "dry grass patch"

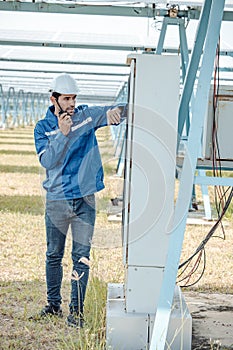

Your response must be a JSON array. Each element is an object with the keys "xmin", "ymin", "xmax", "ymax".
[
  {"xmin": 0, "ymin": 173, "xmax": 43, "ymax": 197},
  {"xmin": 0, "ymin": 154, "xmax": 38, "ymax": 167},
  {"xmin": 0, "ymin": 144, "xmax": 35, "ymax": 152}
]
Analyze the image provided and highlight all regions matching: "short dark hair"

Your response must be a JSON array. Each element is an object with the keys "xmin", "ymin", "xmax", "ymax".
[{"xmin": 52, "ymin": 92, "xmax": 61, "ymax": 99}]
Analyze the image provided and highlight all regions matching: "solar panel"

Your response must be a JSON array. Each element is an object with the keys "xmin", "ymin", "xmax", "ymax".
[{"xmin": 0, "ymin": 1, "xmax": 232, "ymax": 101}]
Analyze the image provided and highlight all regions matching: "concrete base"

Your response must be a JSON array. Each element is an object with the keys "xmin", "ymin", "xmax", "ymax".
[{"xmin": 106, "ymin": 283, "xmax": 192, "ymax": 350}]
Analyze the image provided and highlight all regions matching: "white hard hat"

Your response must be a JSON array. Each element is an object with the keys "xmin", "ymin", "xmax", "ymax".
[{"xmin": 49, "ymin": 73, "xmax": 79, "ymax": 94}]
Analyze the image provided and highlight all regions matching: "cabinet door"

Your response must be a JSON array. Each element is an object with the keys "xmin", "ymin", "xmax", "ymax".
[
  {"xmin": 122, "ymin": 54, "xmax": 180, "ymax": 313},
  {"xmin": 121, "ymin": 58, "xmax": 135, "ymax": 265}
]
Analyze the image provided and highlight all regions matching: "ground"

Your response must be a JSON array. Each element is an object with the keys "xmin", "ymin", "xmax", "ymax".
[
  {"xmin": 0, "ymin": 126, "xmax": 233, "ymax": 349},
  {"xmin": 185, "ymin": 292, "xmax": 233, "ymax": 349}
]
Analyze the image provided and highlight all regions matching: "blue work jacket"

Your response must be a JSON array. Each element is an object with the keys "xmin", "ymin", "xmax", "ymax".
[{"xmin": 34, "ymin": 104, "xmax": 126, "ymax": 200}]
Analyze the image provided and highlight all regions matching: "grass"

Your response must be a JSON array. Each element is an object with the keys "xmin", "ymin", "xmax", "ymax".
[
  {"xmin": 0, "ymin": 195, "xmax": 44, "ymax": 215},
  {"xmin": 0, "ymin": 165, "xmax": 40, "ymax": 173},
  {"xmin": 0, "ymin": 125, "xmax": 232, "ymax": 349},
  {"xmin": 0, "ymin": 279, "xmax": 107, "ymax": 350},
  {"xmin": 0, "ymin": 141, "xmax": 34, "ymax": 145},
  {"xmin": 0, "ymin": 149, "xmax": 36, "ymax": 155}
]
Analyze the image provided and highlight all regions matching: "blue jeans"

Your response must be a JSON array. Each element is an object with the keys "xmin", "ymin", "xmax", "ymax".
[{"xmin": 45, "ymin": 195, "xmax": 96, "ymax": 314}]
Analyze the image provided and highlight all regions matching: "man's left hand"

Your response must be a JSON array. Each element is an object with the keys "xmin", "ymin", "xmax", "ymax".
[{"xmin": 107, "ymin": 107, "xmax": 122, "ymax": 125}]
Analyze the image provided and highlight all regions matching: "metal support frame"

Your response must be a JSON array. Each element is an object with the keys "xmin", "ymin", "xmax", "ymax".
[
  {"xmin": 156, "ymin": 17, "xmax": 189, "ymax": 82},
  {"xmin": 156, "ymin": 16, "xmax": 191, "ymax": 130},
  {"xmin": 111, "ymin": 82, "xmax": 128, "ymax": 175},
  {"xmin": 196, "ymin": 170, "xmax": 212, "ymax": 220},
  {"xmin": 177, "ymin": 0, "xmax": 213, "ymax": 144},
  {"xmin": 0, "ymin": 1, "xmax": 233, "ymax": 22},
  {"xmin": 155, "ymin": 9, "xmax": 213, "ymax": 224},
  {"xmin": 116, "ymin": 135, "xmax": 126, "ymax": 176},
  {"xmin": 176, "ymin": 0, "xmax": 233, "ymax": 220},
  {"xmin": 0, "ymin": 84, "xmax": 49, "ymax": 128},
  {"xmin": 0, "ymin": 84, "xmax": 6, "ymax": 127},
  {"xmin": 176, "ymin": 0, "xmax": 213, "ymax": 218},
  {"xmin": 150, "ymin": 1, "xmax": 227, "ymax": 349}
]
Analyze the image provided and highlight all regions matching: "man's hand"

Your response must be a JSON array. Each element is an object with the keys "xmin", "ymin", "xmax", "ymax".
[
  {"xmin": 107, "ymin": 107, "xmax": 123, "ymax": 125},
  {"xmin": 58, "ymin": 112, "xmax": 73, "ymax": 136}
]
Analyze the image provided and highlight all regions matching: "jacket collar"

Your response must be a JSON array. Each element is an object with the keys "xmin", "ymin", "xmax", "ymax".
[{"xmin": 45, "ymin": 106, "xmax": 59, "ymax": 129}]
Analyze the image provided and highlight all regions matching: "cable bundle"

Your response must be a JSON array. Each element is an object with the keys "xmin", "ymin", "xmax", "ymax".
[{"xmin": 178, "ymin": 38, "xmax": 233, "ymax": 288}]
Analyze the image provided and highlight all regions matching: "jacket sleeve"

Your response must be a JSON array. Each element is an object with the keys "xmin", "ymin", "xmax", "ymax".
[
  {"xmin": 88, "ymin": 103, "xmax": 128, "ymax": 130},
  {"xmin": 34, "ymin": 123, "xmax": 69, "ymax": 170}
]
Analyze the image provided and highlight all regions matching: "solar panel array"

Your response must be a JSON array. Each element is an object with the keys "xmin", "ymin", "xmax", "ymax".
[{"xmin": 0, "ymin": 1, "xmax": 232, "ymax": 104}]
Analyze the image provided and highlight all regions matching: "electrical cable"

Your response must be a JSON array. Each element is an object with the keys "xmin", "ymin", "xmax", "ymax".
[
  {"xmin": 178, "ymin": 38, "xmax": 232, "ymax": 287},
  {"xmin": 179, "ymin": 250, "xmax": 207, "ymax": 288},
  {"xmin": 178, "ymin": 250, "xmax": 203, "ymax": 284},
  {"xmin": 178, "ymin": 186, "xmax": 233, "ymax": 272},
  {"xmin": 211, "ymin": 36, "xmax": 231, "ymax": 243},
  {"xmin": 177, "ymin": 35, "xmax": 232, "ymax": 287},
  {"xmin": 176, "ymin": 33, "xmax": 233, "ymax": 288}
]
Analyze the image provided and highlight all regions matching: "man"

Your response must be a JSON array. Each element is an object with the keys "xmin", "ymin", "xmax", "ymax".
[{"xmin": 33, "ymin": 73, "xmax": 126, "ymax": 327}]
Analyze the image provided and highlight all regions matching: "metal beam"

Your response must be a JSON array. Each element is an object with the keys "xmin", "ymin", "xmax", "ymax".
[
  {"xmin": 0, "ymin": 73, "xmax": 126, "ymax": 84},
  {"xmin": 0, "ymin": 39, "xmax": 144, "ymax": 51},
  {"xmin": 73, "ymin": 95, "xmax": 116, "ymax": 103},
  {"xmin": 0, "ymin": 2, "xmax": 201, "ymax": 19},
  {"xmin": 0, "ymin": 42, "xmax": 232, "ymax": 57},
  {"xmin": 0, "ymin": 2, "xmax": 232, "ymax": 21},
  {"xmin": 0, "ymin": 67, "xmax": 129, "ymax": 76},
  {"xmin": 177, "ymin": 0, "xmax": 212, "ymax": 144},
  {"xmin": 1, "ymin": 81, "xmax": 120, "ymax": 92},
  {"xmin": 0, "ymin": 57, "xmax": 126, "ymax": 67}
]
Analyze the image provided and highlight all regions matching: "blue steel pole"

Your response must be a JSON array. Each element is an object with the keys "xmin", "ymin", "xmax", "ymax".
[
  {"xmin": 31, "ymin": 94, "xmax": 35, "ymax": 124},
  {"xmin": 114, "ymin": 122, "xmax": 126, "ymax": 157},
  {"xmin": 22, "ymin": 91, "xmax": 27, "ymax": 125},
  {"xmin": 149, "ymin": 1, "xmax": 226, "ymax": 349},
  {"xmin": 179, "ymin": 18, "xmax": 190, "ymax": 134},
  {"xmin": 179, "ymin": 19, "xmax": 189, "ymax": 82},
  {"xmin": 116, "ymin": 134, "xmax": 126, "ymax": 177},
  {"xmin": 13, "ymin": 89, "xmax": 18, "ymax": 126},
  {"xmin": 177, "ymin": 0, "xmax": 213, "ymax": 146},
  {"xmin": 0, "ymin": 84, "xmax": 6, "ymax": 128},
  {"xmin": 16, "ymin": 89, "xmax": 25, "ymax": 126},
  {"xmin": 25, "ymin": 92, "xmax": 32, "ymax": 125},
  {"xmin": 156, "ymin": 17, "xmax": 168, "ymax": 55},
  {"xmin": 6, "ymin": 87, "xmax": 16, "ymax": 126}
]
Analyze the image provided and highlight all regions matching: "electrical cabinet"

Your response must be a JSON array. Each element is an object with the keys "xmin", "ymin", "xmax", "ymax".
[
  {"xmin": 203, "ymin": 85, "xmax": 233, "ymax": 161},
  {"xmin": 106, "ymin": 54, "xmax": 192, "ymax": 350},
  {"xmin": 106, "ymin": 284, "xmax": 192, "ymax": 350},
  {"xmin": 122, "ymin": 53, "xmax": 180, "ymax": 313}
]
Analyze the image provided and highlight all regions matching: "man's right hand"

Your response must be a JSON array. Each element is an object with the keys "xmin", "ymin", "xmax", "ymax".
[{"xmin": 58, "ymin": 113, "xmax": 73, "ymax": 136}]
